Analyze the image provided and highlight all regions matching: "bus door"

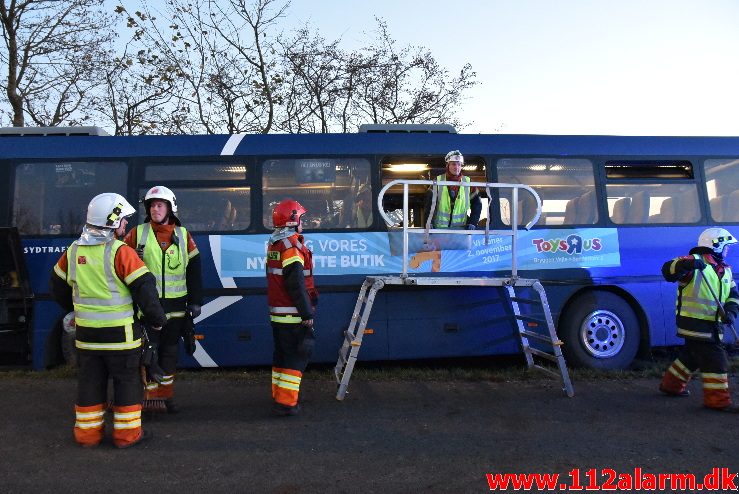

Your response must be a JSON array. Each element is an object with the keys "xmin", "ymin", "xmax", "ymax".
[{"xmin": 0, "ymin": 227, "xmax": 33, "ymax": 365}]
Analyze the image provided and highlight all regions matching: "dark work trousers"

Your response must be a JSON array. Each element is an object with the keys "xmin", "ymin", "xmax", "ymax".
[
  {"xmin": 677, "ymin": 339, "xmax": 730, "ymax": 375},
  {"xmin": 77, "ymin": 351, "xmax": 143, "ymax": 406},
  {"xmin": 272, "ymin": 322, "xmax": 313, "ymax": 372},
  {"xmin": 158, "ymin": 316, "xmax": 185, "ymax": 375}
]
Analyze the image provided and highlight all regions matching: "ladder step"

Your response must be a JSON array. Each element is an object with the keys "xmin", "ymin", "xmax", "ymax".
[
  {"xmin": 527, "ymin": 347, "xmax": 558, "ymax": 362},
  {"xmin": 532, "ymin": 363, "xmax": 560, "ymax": 379},
  {"xmin": 519, "ymin": 330, "xmax": 554, "ymax": 345},
  {"xmin": 509, "ymin": 296, "xmax": 541, "ymax": 305},
  {"xmin": 513, "ymin": 314, "xmax": 546, "ymax": 326},
  {"xmin": 344, "ymin": 330, "xmax": 362, "ymax": 346}
]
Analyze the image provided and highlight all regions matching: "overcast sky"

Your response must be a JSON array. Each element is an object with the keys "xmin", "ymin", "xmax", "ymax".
[{"xmin": 283, "ymin": 0, "xmax": 739, "ymax": 136}]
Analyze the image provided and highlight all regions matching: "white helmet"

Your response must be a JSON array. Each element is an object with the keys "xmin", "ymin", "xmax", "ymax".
[
  {"xmin": 445, "ymin": 150, "xmax": 464, "ymax": 164},
  {"xmin": 144, "ymin": 185, "xmax": 178, "ymax": 213},
  {"xmin": 86, "ymin": 193, "xmax": 136, "ymax": 229},
  {"xmin": 698, "ymin": 227, "xmax": 737, "ymax": 255}
]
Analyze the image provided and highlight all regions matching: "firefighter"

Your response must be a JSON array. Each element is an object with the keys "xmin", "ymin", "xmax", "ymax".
[
  {"xmin": 50, "ymin": 193, "xmax": 166, "ymax": 448},
  {"xmin": 659, "ymin": 227, "xmax": 739, "ymax": 412},
  {"xmin": 425, "ymin": 150, "xmax": 482, "ymax": 229},
  {"xmin": 123, "ymin": 186, "xmax": 203, "ymax": 413},
  {"xmin": 266, "ymin": 199, "xmax": 318, "ymax": 416}
]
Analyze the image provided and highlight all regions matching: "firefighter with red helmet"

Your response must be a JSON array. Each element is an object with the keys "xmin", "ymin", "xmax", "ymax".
[
  {"xmin": 50, "ymin": 193, "xmax": 166, "ymax": 448},
  {"xmin": 266, "ymin": 199, "xmax": 318, "ymax": 416},
  {"xmin": 659, "ymin": 227, "xmax": 739, "ymax": 412},
  {"xmin": 122, "ymin": 186, "xmax": 203, "ymax": 413}
]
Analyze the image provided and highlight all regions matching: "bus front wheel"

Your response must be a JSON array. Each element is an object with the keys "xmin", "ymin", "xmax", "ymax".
[{"xmin": 559, "ymin": 291, "xmax": 640, "ymax": 370}]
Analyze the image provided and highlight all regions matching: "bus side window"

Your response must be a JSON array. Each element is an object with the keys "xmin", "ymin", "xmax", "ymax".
[
  {"xmin": 496, "ymin": 158, "xmax": 596, "ymax": 227},
  {"xmin": 138, "ymin": 187, "xmax": 251, "ymax": 232},
  {"xmin": 705, "ymin": 158, "xmax": 739, "ymax": 223},
  {"xmin": 262, "ymin": 158, "xmax": 370, "ymax": 230},
  {"xmin": 608, "ymin": 185, "xmax": 700, "ymax": 225},
  {"xmin": 13, "ymin": 162, "xmax": 127, "ymax": 235}
]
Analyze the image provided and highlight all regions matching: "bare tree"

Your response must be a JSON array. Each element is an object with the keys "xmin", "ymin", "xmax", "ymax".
[
  {"xmin": 351, "ymin": 19, "xmax": 477, "ymax": 130},
  {"xmin": 276, "ymin": 27, "xmax": 343, "ymax": 133},
  {"xmin": 107, "ymin": 3, "xmax": 476, "ymax": 134},
  {"xmin": 276, "ymin": 18, "xmax": 477, "ymax": 133},
  {"xmin": 102, "ymin": 45, "xmax": 180, "ymax": 135},
  {"xmin": 114, "ymin": 0, "xmax": 288, "ymax": 134},
  {"xmin": 0, "ymin": 0, "xmax": 116, "ymax": 127}
]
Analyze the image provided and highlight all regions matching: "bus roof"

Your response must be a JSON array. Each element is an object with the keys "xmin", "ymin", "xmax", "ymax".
[{"xmin": 1, "ymin": 132, "xmax": 739, "ymax": 159}]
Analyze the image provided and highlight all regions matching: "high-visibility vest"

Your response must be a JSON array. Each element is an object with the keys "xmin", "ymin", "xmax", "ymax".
[
  {"xmin": 266, "ymin": 234, "xmax": 316, "ymax": 324},
  {"xmin": 65, "ymin": 240, "xmax": 144, "ymax": 351},
  {"xmin": 676, "ymin": 254, "xmax": 732, "ymax": 340},
  {"xmin": 432, "ymin": 174, "xmax": 470, "ymax": 228},
  {"xmin": 137, "ymin": 223, "xmax": 189, "ymax": 300}
]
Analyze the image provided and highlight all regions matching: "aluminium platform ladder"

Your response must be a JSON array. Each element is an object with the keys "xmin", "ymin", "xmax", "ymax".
[{"xmin": 334, "ymin": 179, "xmax": 574, "ymax": 400}]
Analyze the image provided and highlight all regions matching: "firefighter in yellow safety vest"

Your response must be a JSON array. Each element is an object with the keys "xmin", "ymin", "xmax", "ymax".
[
  {"xmin": 51, "ymin": 193, "xmax": 166, "ymax": 448},
  {"xmin": 123, "ymin": 186, "xmax": 203, "ymax": 413},
  {"xmin": 425, "ymin": 150, "xmax": 482, "ymax": 229},
  {"xmin": 659, "ymin": 227, "xmax": 739, "ymax": 413}
]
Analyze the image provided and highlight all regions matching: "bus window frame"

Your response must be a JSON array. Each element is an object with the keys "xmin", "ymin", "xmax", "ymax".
[
  {"xmin": 601, "ymin": 159, "xmax": 705, "ymax": 226},
  {"xmin": 11, "ymin": 158, "xmax": 130, "ymax": 237},
  {"xmin": 137, "ymin": 156, "xmax": 256, "ymax": 234},
  {"xmin": 491, "ymin": 156, "xmax": 600, "ymax": 228},
  {"xmin": 259, "ymin": 154, "xmax": 377, "ymax": 232}
]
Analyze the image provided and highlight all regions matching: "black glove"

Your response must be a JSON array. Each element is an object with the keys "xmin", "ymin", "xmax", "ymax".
[
  {"xmin": 722, "ymin": 310, "xmax": 736, "ymax": 325},
  {"xmin": 187, "ymin": 304, "xmax": 201, "ymax": 319},
  {"xmin": 181, "ymin": 315, "xmax": 197, "ymax": 356},
  {"xmin": 141, "ymin": 329, "xmax": 165, "ymax": 384},
  {"xmin": 678, "ymin": 258, "xmax": 705, "ymax": 272},
  {"xmin": 297, "ymin": 326, "xmax": 316, "ymax": 358},
  {"xmin": 466, "ymin": 224, "xmax": 476, "ymax": 230}
]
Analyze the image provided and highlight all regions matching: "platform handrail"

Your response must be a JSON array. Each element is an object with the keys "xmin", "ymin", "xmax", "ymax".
[{"xmin": 377, "ymin": 179, "xmax": 542, "ymax": 277}]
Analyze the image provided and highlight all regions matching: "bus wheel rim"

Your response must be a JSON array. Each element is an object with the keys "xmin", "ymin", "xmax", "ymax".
[{"xmin": 580, "ymin": 309, "xmax": 626, "ymax": 359}]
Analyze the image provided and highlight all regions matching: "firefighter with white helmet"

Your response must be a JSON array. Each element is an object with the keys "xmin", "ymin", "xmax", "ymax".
[
  {"xmin": 659, "ymin": 227, "xmax": 739, "ymax": 412},
  {"xmin": 425, "ymin": 150, "xmax": 482, "ymax": 229},
  {"xmin": 122, "ymin": 186, "xmax": 203, "ymax": 413},
  {"xmin": 266, "ymin": 199, "xmax": 319, "ymax": 416},
  {"xmin": 50, "ymin": 193, "xmax": 166, "ymax": 447}
]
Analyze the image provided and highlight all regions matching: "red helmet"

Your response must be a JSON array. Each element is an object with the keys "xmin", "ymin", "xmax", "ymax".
[{"xmin": 272, "ymin": 199, "xmax": 307, "ymax": 228}]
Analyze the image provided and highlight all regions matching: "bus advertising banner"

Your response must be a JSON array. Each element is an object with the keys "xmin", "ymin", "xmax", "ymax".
[{"xmin": 219, "ymin": 228, "xmax": 620, "ymax": 278}]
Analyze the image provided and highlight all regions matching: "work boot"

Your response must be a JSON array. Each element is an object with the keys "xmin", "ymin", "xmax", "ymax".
[
  {"xmin": 164, "ymin": 399, "xmax": 179, "ymax": 414},
  {"xmin": 659, "ymin": 385, "xmax": 690, "ymax": 397},
  {"xmin": 271, "ymin": 402, "xmax": 300, "ymax": 417},
  {"xmin": 116, "ymin": 429, "xmax": 153, "ymax": 449}
]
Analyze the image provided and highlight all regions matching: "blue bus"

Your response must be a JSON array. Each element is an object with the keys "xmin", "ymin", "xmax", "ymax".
[{"xmin": 1, "ymin": 125, "xmax": 737, "ymax": 371}]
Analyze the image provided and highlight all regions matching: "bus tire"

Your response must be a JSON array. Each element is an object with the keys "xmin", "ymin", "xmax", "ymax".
[{"xmin": 559, "ymin": 291, "xmax": 640, "ymax": 370}]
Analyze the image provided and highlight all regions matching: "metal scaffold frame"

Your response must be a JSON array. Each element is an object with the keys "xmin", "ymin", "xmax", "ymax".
[{"xmin": 334, "ymin": 179, "xmax": 575, "ymax": 400}]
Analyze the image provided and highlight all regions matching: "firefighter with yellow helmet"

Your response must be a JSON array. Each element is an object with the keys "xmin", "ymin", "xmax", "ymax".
[
  {"xmin": 122, "ymin": 186, "xmax": 203, "ymax": 413},
  {"xmin": 266, "ymin": 199, "xmax": 319, "ymax": 416},
  {"xmin": 425, "ymin": 150, "xmax": 482, "ymax": 229},
  {"xmin": 659, "ymin": 227, "xmax": 739, "ymax": 412},
  {"xmin": 50, "ymin": 193, "xmax": 166, "ymax": 448}
]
